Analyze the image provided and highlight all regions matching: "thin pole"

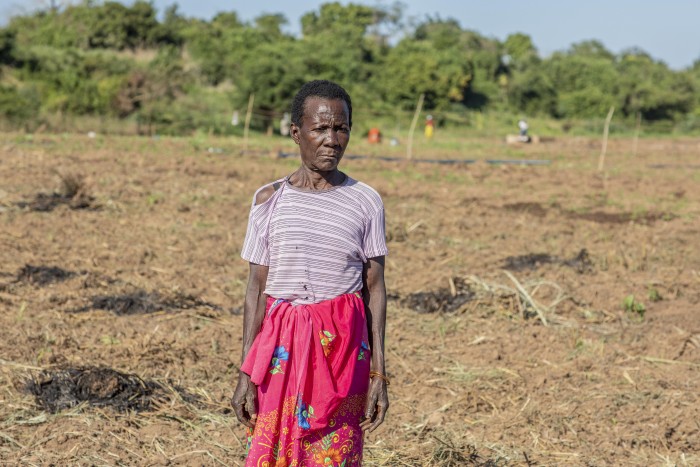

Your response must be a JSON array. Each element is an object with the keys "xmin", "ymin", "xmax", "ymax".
[
  {"xmin": 406, "ymin": 93, "xmax": 425, "ymax": 160},
  {"xmin": 597, "ymin": 106, "xmax": 615, "ymax": 172},
  {"xmin": 243, "ymin": 93, "xmax": 255, "ymax": 152},
  {"xmin": 632, "ymin": 111, "xmax": 641, "ymax": 157}
]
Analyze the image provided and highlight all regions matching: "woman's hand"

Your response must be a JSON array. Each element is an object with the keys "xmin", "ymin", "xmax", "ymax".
[
  {"xmin": 361, "ymin": 256, "xmax": 388, "ymax": 433},
  {"xmin": 233, "ymin": 262, "xmax": 268, "ymax": 428},
  {"xmin": 231, "ymin": 371, "xmax": 258, "ymax": 428},
  {"xmin": 361, "ymin": 377, "xmax": 389, "ymax": 433}
]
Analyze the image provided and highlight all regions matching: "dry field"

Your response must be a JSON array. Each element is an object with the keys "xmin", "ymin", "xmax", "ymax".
[{"xmin": 1, "ymin": 133, "xmax": 699, "ymax": 466}]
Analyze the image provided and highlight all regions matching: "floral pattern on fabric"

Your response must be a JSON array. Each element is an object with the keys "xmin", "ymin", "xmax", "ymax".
[
  {"xmin": 296, "ymin": 396, "xmax": 315, "ymax": 430},
  {"xmin": 245, "ymin": 428, "xmax": 253, "ymax": 455},
  {"xmin": 246, "ymin": 395, "xmax": 366, "ymax": 467},
  {"xmin": 357, "ymin": 341, "xmax": 369, "ymax": 361},
  {"xmin": 314, "ymin": 431, "xmax": 347, "ymax": 466},
  {"xmin": 319, "ymin": 330, "xmax": 336, "ymax": 357},
  {"xmin": 270, "ymin": 346, "xmax": 289, "ymax": 375},
  {"xmin": 241, "ymin": 293, "xmax": 369, "ymax": 466}
]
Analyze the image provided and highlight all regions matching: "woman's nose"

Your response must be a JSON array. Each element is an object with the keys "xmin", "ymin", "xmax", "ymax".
[{"xmin": 325, "ymin": 129, "xmax": 340, "ymax": 146}]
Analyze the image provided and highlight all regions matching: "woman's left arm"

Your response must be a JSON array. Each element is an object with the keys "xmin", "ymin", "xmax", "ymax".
[{"xmin": 360, "ymin": 255, "xmax": 389, "ymax": 433}]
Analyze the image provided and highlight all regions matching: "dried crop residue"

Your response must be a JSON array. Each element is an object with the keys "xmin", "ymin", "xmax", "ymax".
[
  {"xmin": 504, "ymin": 200, "xmax": 674, "ymax": 226},
  {"xmin": 26, "ymin": 367, "xmax": 163, "ymax": 412},
  {"xmin": 430, "ymin": 436, "xmax": 497, "ymax": 466},
  {"xmin": 502, "ymin": 253, "xmax": 556, "ymax": 271},
  {"xmin": 400, "ymin": 277, "xmax": 474, "ymax": 313},
  {"xmin": 72, "ymin": 289, "xmax": 224, "ymax": 315},
  {"xmin": 503, "ymin": 249, "xmax": 593, "ymax": 273},
  {"xmin": 567, "ymin": 210, "xmax": 674, "ymax": 224},
  {"xmin": 15, "ymin": 173, "xmax": 97, "ymax": 212}
]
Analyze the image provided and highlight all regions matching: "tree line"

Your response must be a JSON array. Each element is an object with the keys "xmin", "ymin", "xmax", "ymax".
[{"xmin": 1, "ymin": 1, "xmax": 699, "ymax": 134}]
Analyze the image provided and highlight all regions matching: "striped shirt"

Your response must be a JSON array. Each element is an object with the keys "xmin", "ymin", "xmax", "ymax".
[{"xmin": 241, "ymin": 176, "xmax": 388, "ymax": 305}]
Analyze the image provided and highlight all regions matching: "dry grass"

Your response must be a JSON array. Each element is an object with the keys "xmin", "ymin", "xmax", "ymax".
[{"xmin": 1, "ymin": 133, "xmax": 699, "ymax": 465}]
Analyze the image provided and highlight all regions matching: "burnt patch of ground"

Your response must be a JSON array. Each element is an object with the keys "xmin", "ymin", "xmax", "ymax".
[
  {"xmin": 503, "ymin": 249, "xmax": 593, "ymax": 273},
  {"xmin": 562, "ymin": 248, "xmax": 594, "ymax": 273},
  {"xmin": 71, "ymin": 290, "xmax": 224, "ymax": 315},
  {"xmin": 26, "ymin": 367, "xmax": 164, "ymax": 412},
  {"xmin": 16, "ymin": 264, "xmax": 76, "ymax": 286},
  {"xmin": 15, "ymin": 174, "xmax": 98, "ymax": 212},
  {"xmin": 399, "ymin": 278, "xmax": 475, "ymax": 313},
  {"xmin": 502, "ymin": 253, "xmax": 556, "ymax": 271},
  {"xmin": 15, "ymin": 192, "xmax": 97, "ymax": 212},
  {"xmin": 566, "ymin": 210, "xmax": 675, "ymax": 225},
  {"xmin": 503, "ymin": 201, "xmax": 675, "ymax": 226}
]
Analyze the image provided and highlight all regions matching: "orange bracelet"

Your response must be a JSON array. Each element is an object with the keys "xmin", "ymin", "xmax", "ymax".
[{"xmin": 369, "ymin": 371, "xmax": 391, "ymax": 386}]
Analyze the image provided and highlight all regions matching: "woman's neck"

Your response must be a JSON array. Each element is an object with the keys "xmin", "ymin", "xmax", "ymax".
[{"xmin": 288, "ymin": 167, "xmax": 345, "ymax": 191}]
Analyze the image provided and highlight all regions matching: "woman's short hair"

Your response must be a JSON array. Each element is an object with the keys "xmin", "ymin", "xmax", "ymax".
[{"xmin": 291, "ymin": 80, "xmax": 352, "ymax": 129}]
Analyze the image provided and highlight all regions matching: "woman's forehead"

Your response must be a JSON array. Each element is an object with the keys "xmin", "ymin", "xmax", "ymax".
[{"xmin": 302, "ymin": 97, "xmax": 349, "ymax": 121}]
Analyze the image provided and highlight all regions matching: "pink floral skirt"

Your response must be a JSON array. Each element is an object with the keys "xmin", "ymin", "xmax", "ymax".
[{"xmin": 241, "ymin": 292, "xmax": 370, "ymax": 466}]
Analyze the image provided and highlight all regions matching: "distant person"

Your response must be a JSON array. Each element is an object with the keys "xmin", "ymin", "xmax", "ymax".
[
  {"xmin": 518, "ymin": 119, "xmax": 529, "ymax": 137},
  {"xmin": 280, "ymin": 112, "xmax": 290, "ymax": 136},
  {"xmin": 368, "ymin": 127, "xmax": 381, "ymax": 143},
  {"xmin": 425, "ymin": 114, "xmax": 434, "ymax": 139},
  {"xmin": 232, "ymin": 80, "xmax": 389, "ymax": 466}
]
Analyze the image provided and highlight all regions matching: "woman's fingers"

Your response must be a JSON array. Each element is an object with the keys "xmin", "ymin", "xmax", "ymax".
[
  {"xmin": 246, "ymin": 387, "xmax": 258, "ymax": 426},
  {"xmin": 362, "ymin": 379, "xmax": 390, "ymax": 432},
  {"xmin": 232, "ymin": 378, "xmax": 257, "ymax": 429},
  {"xmin": 233, "ymin": 400, "xmax": 255, "ymax": 428},
  {"xmin": 232, "ymin": 396, "xmax": 252, "ymax": 428},
  {"xmin": 361, "ymin": 387, "xmax": 379, "ymax": 431},
  {"xmin": 367, "ymin": 401, "xmax": 388, "ymax": 433}
]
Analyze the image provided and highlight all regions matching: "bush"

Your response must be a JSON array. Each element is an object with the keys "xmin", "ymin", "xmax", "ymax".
[{"xmin": 0, "ymin": 84, "xmax": 41, "ymax": 126}]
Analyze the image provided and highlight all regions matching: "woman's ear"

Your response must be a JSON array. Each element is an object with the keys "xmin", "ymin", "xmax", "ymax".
[{"xmin": 290, "ymin": 123, "xmax": 300, "ymax": 145}]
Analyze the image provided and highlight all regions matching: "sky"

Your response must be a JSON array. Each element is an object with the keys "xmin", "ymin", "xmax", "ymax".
[{"xmin": 1, "ymin": 0, "xmax": 698, "ymax": 70}]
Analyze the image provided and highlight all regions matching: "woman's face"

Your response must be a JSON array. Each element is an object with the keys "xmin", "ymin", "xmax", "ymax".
[{"xmin": 291, "ymin": 97, "xmax": 350, "ymax": 173}]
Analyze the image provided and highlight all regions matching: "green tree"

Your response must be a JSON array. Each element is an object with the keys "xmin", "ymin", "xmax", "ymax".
[
  {"xmin": 0, "ymin": 29, "xmax": 17, "ymax": 66},
  {"xmin": 507, "ymin": 67, "xmax": 557, "ymax": 116},
  {"xmin": 375, "ymin": 38, "xmax": 472, "ymax": 110},
  {"xmin": 616, "ymin": 50, "xmax": 694, "ymax": 120},
  {"xmin": 235, "ymin": 40, "xmax": 307, "ymax": 131},
  {"xmin": 299, "ymin": 3, "xmax": 394, "ymax": 109},
  {"xmin": 504, "ymin": 32, "xmax": 537, "ymax": 64},
  {"xmin": 0, "ymin": 84, "xmax": 41, "ymax": 125}
]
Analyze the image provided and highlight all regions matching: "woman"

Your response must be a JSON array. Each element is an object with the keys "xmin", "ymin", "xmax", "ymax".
[{"xmin": 232, "ymin": 80, "xmax": 389, "ymax": 466}]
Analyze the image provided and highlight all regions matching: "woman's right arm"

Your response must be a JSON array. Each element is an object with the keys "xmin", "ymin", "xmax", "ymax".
[{"xmin": 231, "ymin": 262, "xmax": 269, "ymax": 428}]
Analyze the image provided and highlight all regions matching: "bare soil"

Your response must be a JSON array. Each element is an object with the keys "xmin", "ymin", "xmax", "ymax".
[{"xmin": 1, "ymin": 134, "xmax": 699, "ymax": 466}]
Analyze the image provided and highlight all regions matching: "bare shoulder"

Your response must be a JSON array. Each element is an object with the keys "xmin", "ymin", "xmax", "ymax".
[{"xmin": 253, "ymin": 181, "xmax": 283, "ymax": 206}]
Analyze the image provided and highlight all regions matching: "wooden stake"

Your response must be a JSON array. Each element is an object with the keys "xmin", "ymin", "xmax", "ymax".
[
  {"xmin": 243, "ymin": 93, "xmax": 255, "ymax": 152},
  {"xmin": 597, "ymin": 106, "xmax": 615, "ymax": 172},
  {"xmin": 632, "ymin": 111, "xmax": 641, "ymax": 157},
  {"xmin": 406, "ymin": 93, "xmax": 425, "ymax": 160}
]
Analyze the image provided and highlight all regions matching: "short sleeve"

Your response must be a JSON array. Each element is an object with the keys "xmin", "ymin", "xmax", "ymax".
[
  {"xmin": 241, "ymin": 201, "xmax": 270, "ymax": 266},
  {"xmin": 362, "ymin": 207, "xmax": 389, "ymax": 259}
]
